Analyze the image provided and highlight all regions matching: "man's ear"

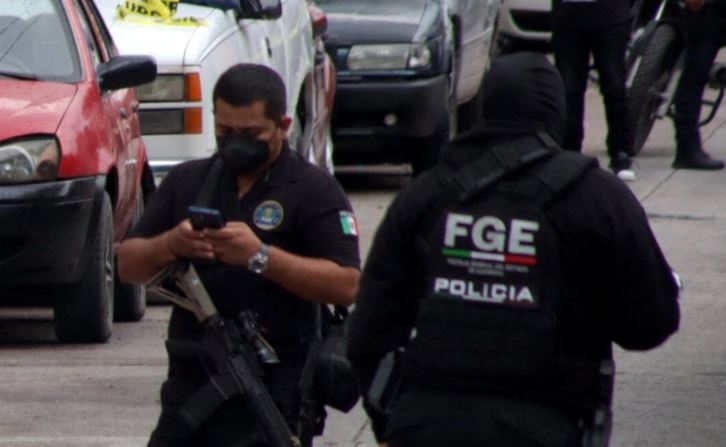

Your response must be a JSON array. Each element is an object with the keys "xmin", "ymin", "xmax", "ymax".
[{"xmin": 279, "ymin": 116, "xmax": 293, "ymax": 137}]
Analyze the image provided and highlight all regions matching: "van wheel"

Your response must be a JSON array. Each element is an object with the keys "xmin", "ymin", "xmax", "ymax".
[
  {"xmin": 54, "ymin": 192, "xmax": 114, "ymax": 343},
  {"xmin": 114, "ymin": 189, "xmax": 146, "ymax": 322}
]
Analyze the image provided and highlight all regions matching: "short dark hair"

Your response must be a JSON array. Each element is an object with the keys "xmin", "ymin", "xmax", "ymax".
[{"xmin": 212, "ymin": 63, "xmax": 287, "ymax": 123}]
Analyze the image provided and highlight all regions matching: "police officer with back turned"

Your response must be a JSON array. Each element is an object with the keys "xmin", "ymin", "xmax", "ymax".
[{"xmin": 347, "ymin": 52, "xmax": 680, "ymax": 447}]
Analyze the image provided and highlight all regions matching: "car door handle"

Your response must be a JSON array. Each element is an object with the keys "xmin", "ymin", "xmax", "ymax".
[{"xmin": 265, "ymin": 37, "xmax": 273, "ymax": 58}]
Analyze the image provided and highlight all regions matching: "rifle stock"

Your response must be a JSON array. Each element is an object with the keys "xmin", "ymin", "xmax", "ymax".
[{"xmin": 147, "ymin": 261, "xmax": 301, "ymax": 447}]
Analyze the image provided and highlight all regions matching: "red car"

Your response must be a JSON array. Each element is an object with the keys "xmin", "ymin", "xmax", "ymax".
[{"xmin": 0, "ymin": 0, "xmax": 156, "ymax": 343}]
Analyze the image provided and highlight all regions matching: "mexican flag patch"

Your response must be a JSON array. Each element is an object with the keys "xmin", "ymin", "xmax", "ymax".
[{"xmin": 339, "ymin": 211, "xmax": 359, "ymax": 236}]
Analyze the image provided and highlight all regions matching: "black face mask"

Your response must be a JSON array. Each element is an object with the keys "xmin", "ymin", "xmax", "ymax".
[{"xmin": 216, "ymin": 135, "xmax": 271, "ymax": 175}]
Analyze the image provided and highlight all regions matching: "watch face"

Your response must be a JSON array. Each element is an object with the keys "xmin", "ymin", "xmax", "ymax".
[
  {"xmin": 249, "ymin": 257, "xmax": 266, "ymax": 273},
  {"xmin": 248, "ymin": 244, "xmax": 269, "ymax": 274}
]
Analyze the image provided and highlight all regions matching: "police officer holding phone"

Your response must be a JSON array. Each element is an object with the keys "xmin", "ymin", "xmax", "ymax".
[{"xmin": 116, "ymin": 64, "xmax": 361, "ymax": 447}]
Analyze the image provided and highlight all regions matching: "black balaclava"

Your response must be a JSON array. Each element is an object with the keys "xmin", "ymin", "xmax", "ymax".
[{"xmin": 443, "ymin": 52, "xmax": 566, "ymax": 164}]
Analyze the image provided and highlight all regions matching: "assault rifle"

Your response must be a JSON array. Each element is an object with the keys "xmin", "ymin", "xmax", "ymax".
[{"xmin": 146, "ymin": 261, "xmax": 301, "ymax": 447}]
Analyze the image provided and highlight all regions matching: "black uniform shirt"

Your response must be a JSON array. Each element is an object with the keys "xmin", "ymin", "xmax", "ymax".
[
  {"xmin": 551, "ymin": 0, "xmax": 632, "ymax": 27},
  {"xmin": 130, "ymin": 146, "xmax": 360, "ymax": 348}
]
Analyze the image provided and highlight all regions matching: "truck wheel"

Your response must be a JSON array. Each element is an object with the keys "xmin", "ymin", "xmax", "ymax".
[
  {"xmin": 626, "ymin": 24, "xmax": 681, "ymax": 155},
  {"xmin": 412, "ymin": 125, "xmax": 447, "ymax": 176},
  {"xmin": 54, "ymin": 192, "xmax": 114, "ymax": 343},
  {"xmin": 113, "ymin": 189, "xmax": 145, "ymax": 322},
  {"xmin": 411, "ymin": 77, "xmax": 455, "ymax": 176}
]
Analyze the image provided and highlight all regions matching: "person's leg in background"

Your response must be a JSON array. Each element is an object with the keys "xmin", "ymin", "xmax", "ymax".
[
  {"xmin": 672, "ymin": 10, "xmax": 725, "ymax": 170},
  {"xmin": 552, "ymin": 26, "xmax": 592, "ymax": 153},
  {"xmin": 592, "ymin": 21, "xmax": 637, "ymax": 181}
]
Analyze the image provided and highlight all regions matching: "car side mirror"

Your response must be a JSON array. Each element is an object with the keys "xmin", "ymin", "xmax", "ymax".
[
  {"xmin": 238, "ymin": 0, "xmax": 282, "ymax": 20},
  {"xmin": 98, "ymin": 55, "xmax": 157, "ymax": 92}
]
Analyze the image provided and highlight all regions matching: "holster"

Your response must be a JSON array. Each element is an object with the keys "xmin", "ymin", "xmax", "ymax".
[
  {"xmin": 581, "ymin": 359, "xmax": 614, "ymax": 447},
  {"xmin": 368, "ymin": 350, "xmax": 405, "ymax": 416}
]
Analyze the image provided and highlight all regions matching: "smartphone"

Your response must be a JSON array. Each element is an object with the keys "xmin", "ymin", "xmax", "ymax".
[{"xmin": 186, "ymin": 206, "xmax": 226, "ymax": 230}]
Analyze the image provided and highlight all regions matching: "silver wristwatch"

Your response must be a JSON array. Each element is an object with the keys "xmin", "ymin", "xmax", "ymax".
[{"xmin": 247, "ymin": 243, "xmax": 270, "ymax": 274}]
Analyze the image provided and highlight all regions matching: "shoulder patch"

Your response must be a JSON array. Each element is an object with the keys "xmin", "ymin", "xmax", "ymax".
[
  {"xmin": 339, "ymin": 211, "xmax": 359, "ymax": 236},
  {"xmin": 253, "ymin": 201, "xmax": 284, "ymax": 230}
]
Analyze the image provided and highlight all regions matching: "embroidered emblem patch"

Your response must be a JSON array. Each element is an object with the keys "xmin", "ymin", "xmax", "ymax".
[
  {"xmin": 253, "ymin": 201, "xmax": 284, "ymax": 230},
  {"xmin": 339, "ymin": 211, "xmax": 359, "ymax": 236}
]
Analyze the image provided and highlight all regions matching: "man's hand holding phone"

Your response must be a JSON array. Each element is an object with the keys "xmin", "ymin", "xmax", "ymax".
[
  {"xmin": 165, "ymin": 206, "xmax": 227, "ymax": 260},
  {"xmin": 201, "ymin": 220, "xmax": 263, "ymax": 267},
  {"xmin": 167, "ymin": 206, "xmax": 265, "ymax": 266},
  {"xmin": 187, "ymin": 206, "xmax": 226, "ymax": 231}
]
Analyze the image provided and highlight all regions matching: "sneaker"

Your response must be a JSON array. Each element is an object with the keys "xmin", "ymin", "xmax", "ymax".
[
  {"xmin": 615, "ymin": 168, "xmax": 637, "ymax": 182},
  {"xmin": 610, "ymin": 151, "xmax": 637, "ymax": 182},
  {"xmin": 672, "ymin": 149, "xmax": 725, "ymax": 170}
]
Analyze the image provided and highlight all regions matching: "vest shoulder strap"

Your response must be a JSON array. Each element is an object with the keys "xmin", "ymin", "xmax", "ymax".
[
  {"xmin": 440, "ymin": 130, "xmax": 559, "ymax": 204},
  {"xmin": 531, "ymin": 151, "xmax": 598, "ymax": 205}
]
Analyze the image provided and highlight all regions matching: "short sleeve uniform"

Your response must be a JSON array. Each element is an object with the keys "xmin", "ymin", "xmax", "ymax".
[{"xmin": 130, "ymin": 146, "xmax": 360, "ymax": 348}]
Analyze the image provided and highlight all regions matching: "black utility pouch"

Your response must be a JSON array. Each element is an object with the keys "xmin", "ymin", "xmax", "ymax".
[{"xmin": 313, "ymin": 304, "xmax": 360, "ymax": 413}]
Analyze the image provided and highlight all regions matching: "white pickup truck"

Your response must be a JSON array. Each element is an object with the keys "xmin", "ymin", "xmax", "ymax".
[{"xmin": 95, "ymin": 0, "xmax": 334, "ymax": 174}]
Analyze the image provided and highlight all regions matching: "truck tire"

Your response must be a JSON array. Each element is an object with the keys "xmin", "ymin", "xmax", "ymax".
[
  {"xmin": 54, "ymin": 192, "xmax": 114, "ymax": 343},
  {"xmin": 412, "ymin": 121, "xmax": 448, "ymax": 176},
  {"xmin": 113, "ymin": 189, "xmax": 145, "ymax": 322},
  {"xmin": 411, "ymin": 76, "xmax": 455, "ymax": 176},
  {"xmin": 626, "ymin": 24, "xmax": 681, "ymax": 155}
]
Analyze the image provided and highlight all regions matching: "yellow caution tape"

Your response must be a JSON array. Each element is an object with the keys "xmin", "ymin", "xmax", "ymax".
[{"xmin": 116, "ymin": 0, "xmax": 205, "ymax": 27}]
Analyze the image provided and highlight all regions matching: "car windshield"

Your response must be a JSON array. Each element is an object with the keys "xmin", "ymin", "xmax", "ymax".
[{"xmin": 0, "ymin": 0, "xmax": 80, "ymax": 82}]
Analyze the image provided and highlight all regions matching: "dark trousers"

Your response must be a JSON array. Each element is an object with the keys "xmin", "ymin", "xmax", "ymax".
[
  {"xmin": 673, "ymin": 10, "xmax": 726, "ymax": 155},
  {"xmin": 552, "ymin": 22, "xmax": 633, "ymax": 163},
  {"xmin": 385, "ymin": 388, "xmax": 582, "ymax": 447}
]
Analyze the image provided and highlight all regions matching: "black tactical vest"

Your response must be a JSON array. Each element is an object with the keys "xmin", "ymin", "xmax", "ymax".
[{"xmin": 401, "ymin": 149, "xmax": 603, "ymax": 409}]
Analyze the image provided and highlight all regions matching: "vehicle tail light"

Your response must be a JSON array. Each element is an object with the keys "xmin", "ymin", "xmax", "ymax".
[
  {"xmin": 185, "ymin": 73, "xmax": 202, "ymax": 101},
  {"xmin": 184, "ymin": 108, "xmax": 203, "ymax": 134}
]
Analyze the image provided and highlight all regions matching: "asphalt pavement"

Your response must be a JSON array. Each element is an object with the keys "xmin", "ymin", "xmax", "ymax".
[
  {"xmin": 1, "ymin": 76, "xmax": 724, "ymax": 447},
  {"xmin": 319, "ymin": 81, "xmax": 726, "ymax": 446}
]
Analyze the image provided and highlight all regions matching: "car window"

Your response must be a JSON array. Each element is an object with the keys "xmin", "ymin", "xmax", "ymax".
[
  {"xmin": 84, "ymin": 0, "xmax": 118, "ymax": 59},
  {"xmin": 71, "ymin": 0, "xmax": 104, "ymax": 67},
  {"xmin": 0, "ymin": 0, "xmax": 80, "ymax": 82}
]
